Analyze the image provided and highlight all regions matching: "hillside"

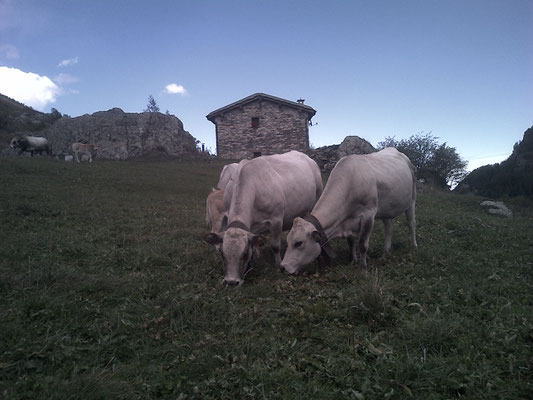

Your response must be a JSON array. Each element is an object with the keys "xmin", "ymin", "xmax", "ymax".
[
  {"xmin": 0, "ymin": 93, "xmax": 62, "ymax": 146},
  {"xmin": 0, "ymin": 157, "xmax": 531, "ymax": 399},
  {"xmin": 456, "ymin": 126, "xmax": 533, "ymax": 198}
]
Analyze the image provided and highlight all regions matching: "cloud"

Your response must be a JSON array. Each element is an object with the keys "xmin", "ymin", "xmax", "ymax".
[
  {"xmin": 0, "ymin": 43, "xmax": 19, "ymax": 59},
  {"xmin": 55, "ymin": 72, "xmax": 79, "ymax": 85},
  {"xmin": 165, "ymin": 83, "xmax": 187, "ymax": 95},
  {"xmin": 0, "ymin": 66, "xmax": 61, "ymax": 111},
  {"xmin": 57, "ymin": 57, "xmax": 78, "ymax": 67}
]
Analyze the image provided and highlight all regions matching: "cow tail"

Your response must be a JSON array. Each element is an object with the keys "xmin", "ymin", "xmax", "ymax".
[{"xmin": 409, "ymin": 160, "xmax": 417, "ymax": 201}]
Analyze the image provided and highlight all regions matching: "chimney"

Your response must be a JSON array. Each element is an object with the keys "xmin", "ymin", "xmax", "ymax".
[{"xmin": 297, "ymin": 98, "xmax": 305, "ymax": 104}]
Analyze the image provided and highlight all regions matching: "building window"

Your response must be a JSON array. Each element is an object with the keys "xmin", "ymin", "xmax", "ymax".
[{"xmin": 251, "ymin": 117, "xmax": 259, "ymax": 129}]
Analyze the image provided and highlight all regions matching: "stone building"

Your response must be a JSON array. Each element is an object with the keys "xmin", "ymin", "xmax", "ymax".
[{"xmin": 206, "ymin": 93, "xmax": 316, "ymax": 159}]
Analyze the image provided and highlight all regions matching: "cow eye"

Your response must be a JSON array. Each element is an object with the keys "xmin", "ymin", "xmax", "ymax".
[{"xmin": 294, "ymin": 241, "xmax": 303, "ymax": 248}]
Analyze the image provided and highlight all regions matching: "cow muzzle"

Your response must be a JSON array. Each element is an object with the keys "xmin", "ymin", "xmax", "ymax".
[
  {"xmin": 280, "ymin": 263, "xmax": 299, "ymax": 275},
  {"xmin": 224, "ymin": 277, "xmax": 243, "ymax": 287}
]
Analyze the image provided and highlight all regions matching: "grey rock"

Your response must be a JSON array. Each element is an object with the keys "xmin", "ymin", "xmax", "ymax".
[
  {"xmin": 42, "ymin": 108, "xmax": 198, "ymax": 160},
  {"xmin": 308, "ymin": 135, "xmax": 376, "ymax": 171},
  {"xmin": 338, "ymin": 136, "xmax": 377, "ymax": 158},
  {"xmin": 480, "ymin": 201, "xmax": 513, "ymax": 218}
]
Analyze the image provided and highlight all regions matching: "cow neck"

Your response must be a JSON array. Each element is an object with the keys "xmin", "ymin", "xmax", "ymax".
[
  {"xmin": 304, "ymin": 214, "xmax": 335, "ymax": 262},
  {"xmin": 304, "ymin": 214, "xmax": 325, "ymax": 235},
  {"xmin": 227, "ymin": 220, "xmax": 249, "ymax": 232}
]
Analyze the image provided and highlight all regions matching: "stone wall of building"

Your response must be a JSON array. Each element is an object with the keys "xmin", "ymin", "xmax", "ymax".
[{"xmin": 214, "ymin": 100, "xmax": 309, "ymax": 159}]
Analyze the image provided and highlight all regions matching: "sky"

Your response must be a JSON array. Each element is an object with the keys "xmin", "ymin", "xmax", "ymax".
[{"xmin": 0, "ymin": 0, "xmax": 531, "ymax": 171}]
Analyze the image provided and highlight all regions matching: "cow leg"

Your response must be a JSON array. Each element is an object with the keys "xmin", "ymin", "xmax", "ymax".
[
  {"xmin": 406, "ymin": 203, "xmax": 417, "ymax": 248},
  {"xmin": 270, "ymin": 224, "xmax": 283, "ymax": 267},
  {"xmin": 75, "ymin": 151, "xmax": 80, "ymax": 162},
  {"xmin": 382, "ymin": 218, "xmax": 393, "ymax": 255},
  {"xmin": 358, "ymin": 214, "xmax": 375, "ymax": 269},
  {"xmin": 347, "ymin": 236, "xmax": 357, "ymax": 263}
]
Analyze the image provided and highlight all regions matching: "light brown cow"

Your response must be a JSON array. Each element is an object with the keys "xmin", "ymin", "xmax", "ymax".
[
  {"xmin": 72, "ymin": 143, "xmax": 98, "ymax": 162},
  {"xmin": 205, "ymin": 188, "xmax": 227, "ymax": 234}
]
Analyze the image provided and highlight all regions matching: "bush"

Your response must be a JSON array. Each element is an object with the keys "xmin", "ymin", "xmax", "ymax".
[{"xmin": 377, "ymin": 132, "xmax": 467, "ymax": 188}]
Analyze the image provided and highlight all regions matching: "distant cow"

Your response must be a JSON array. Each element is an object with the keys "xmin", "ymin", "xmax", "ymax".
[
  {"xmin": 280, "ymin": 147, "xmax": 417, "ymax": 274},
  {"xmin": 10, "ymin": 136, "xmax": 50, "ymax": 156},
  {"xmin": 204, "ymin": 150, "xmax": 323, "ymax": 286},
  {"xmin": 72, "ymin": 143, "xmax": 98, "ymax": 162}
]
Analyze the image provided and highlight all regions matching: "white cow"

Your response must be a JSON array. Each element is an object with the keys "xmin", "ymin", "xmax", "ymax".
[
  {"xmin": 217, "ymin": 162, "xmax": 240, "ymax": 190},
  {"xmin": 72, "ymin": 143, "xmax": 98, "ymax": 162},
  {"xmin": 204, "ymin": 150, "xmax": 323, "ymax": 286},
  {"xmin": 206, "ymin": 160, "xmax": 249, "ymax": 235},
  {"xmin": 205, "ymin": 188, "xmax": 227, "ymax": 234},
  {"xmin": 10, "ymin": 136, "xmax": 50, "ymax": 156},
  {"xmin": 280, "ymin": 147, "xmax": 417, "ymax": 274}
]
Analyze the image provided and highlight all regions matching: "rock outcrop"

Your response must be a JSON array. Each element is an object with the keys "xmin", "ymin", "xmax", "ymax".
[
  {"xmin": 43, "ymin": 108, "xmax": 198, "ymax": 160},
  {"xmin": 308, "ymin": 135, "xmax": 376, "ymax": 171}
]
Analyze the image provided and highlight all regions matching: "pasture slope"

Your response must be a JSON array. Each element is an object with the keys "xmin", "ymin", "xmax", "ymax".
[{"xmin": 0, "ymin": 156, "xmax": 531, "ymax": 400}]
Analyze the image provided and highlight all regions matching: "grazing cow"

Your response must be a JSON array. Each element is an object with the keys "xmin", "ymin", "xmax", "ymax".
[
  {"xmin": 216, "ymin": 159, "xmax": 249, "ymax": 192},
  {"xmin": 10, "ymin": 136, "xmax": 50, "ymax": 156},
  {"xmin": 206, "ymin": 188, "xmax": 228, "ymax": 234},
  {"xmin": 206, "ymin": 160, "xmax": 249, "ymax": 233},
  {"xmin": 217, "ymin": 162, "xmax": 239, "ymax": 190},
  {"xmin": 204, "ymin": 150, "xmax": 323, "ymax": 286},
  {"xmin": 280, "ymin": 147, "xmax": 417, "ymax": 274},
  {"xmin": 72, "ymin": 143, "xmax": 98, "ymax": 162}
]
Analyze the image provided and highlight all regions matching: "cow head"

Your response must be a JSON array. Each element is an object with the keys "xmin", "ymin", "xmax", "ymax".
[
  {"xmin": 10, "ymin": 137, "xmax": 20, "ymax": 149},
  {"xmin": 204, "ymin": 227, "xmax": 264, "ymax": 286},
  {"xmin": 280, "ymin": 217, "xmax": 327, "ymax": 274}
]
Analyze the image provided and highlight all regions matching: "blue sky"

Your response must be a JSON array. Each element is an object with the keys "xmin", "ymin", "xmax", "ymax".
[{"xmin": 1, "ymin": 0, "xmax": 531, "ymax": 170}]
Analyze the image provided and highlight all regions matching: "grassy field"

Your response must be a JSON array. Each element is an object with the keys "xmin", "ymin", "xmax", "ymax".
[{"xmin": 1, "ymin": 156, "xmax": 531, "ymax": 399}]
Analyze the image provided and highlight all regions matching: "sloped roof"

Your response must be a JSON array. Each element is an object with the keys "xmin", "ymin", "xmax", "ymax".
[{"xmin": 206, "ymin": 93, "xmax": 316, "ymax": 123}]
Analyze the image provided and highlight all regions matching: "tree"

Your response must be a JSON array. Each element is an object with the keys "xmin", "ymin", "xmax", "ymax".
[
  {"xmin": 144, "ymin": 95, "xmax": 160, "ymax": 113},
  {"xmin": 377, "ymin": 132, "xmax": 468, "ymax": 188}
]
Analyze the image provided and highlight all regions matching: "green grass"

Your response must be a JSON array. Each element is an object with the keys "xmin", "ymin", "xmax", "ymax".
[{"xmin": 1, "ymin": 157, "xmax": 531, "ymax": 399}]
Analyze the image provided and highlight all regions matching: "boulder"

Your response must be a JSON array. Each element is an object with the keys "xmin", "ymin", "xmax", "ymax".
[
  {"xmin": 308, "ymin": 135, "xmax": 376, "ymax": 171},
  {"xmin": 480, "ymin": 201, "xmax": 512, "ymax": 218},
  {"xmin": 338, "ymin": 135, "xmax": 376, "ymax": 158}
]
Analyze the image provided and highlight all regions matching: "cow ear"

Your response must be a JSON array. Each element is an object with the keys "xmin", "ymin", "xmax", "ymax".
[
  {"xmin": 250, "ymin": 235, "xmax": 265, "ymax": 248},
  {"xmin": 321, "ymin": 242, "xmax": 336, "ymax": 259},
  {"xmin": 311, "ymin": 231, "xmax": 321, "ymax": 242},
  {"xmin": 204, "ymin": 232, "xmax": 223, "ymax": 245}
]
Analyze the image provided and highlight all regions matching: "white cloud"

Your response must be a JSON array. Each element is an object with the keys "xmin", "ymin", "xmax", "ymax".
[
  {"xmin": 0, "ymin": 43, "xmax": 19, "ymax": 59},
  {"xmin": 165, "ymin": 83, "xmax": 187, "ymax": 95},
  {"xmin": 57, "ymin": 57, "xmax": 78, "ymax": 67},
  {"xmin": 55, "ymin": 72, "xmax": 79, "ymax": 85},
  {"xmin": 0, "ymin": 66, "xmax": 61, "ymax": 111}
]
